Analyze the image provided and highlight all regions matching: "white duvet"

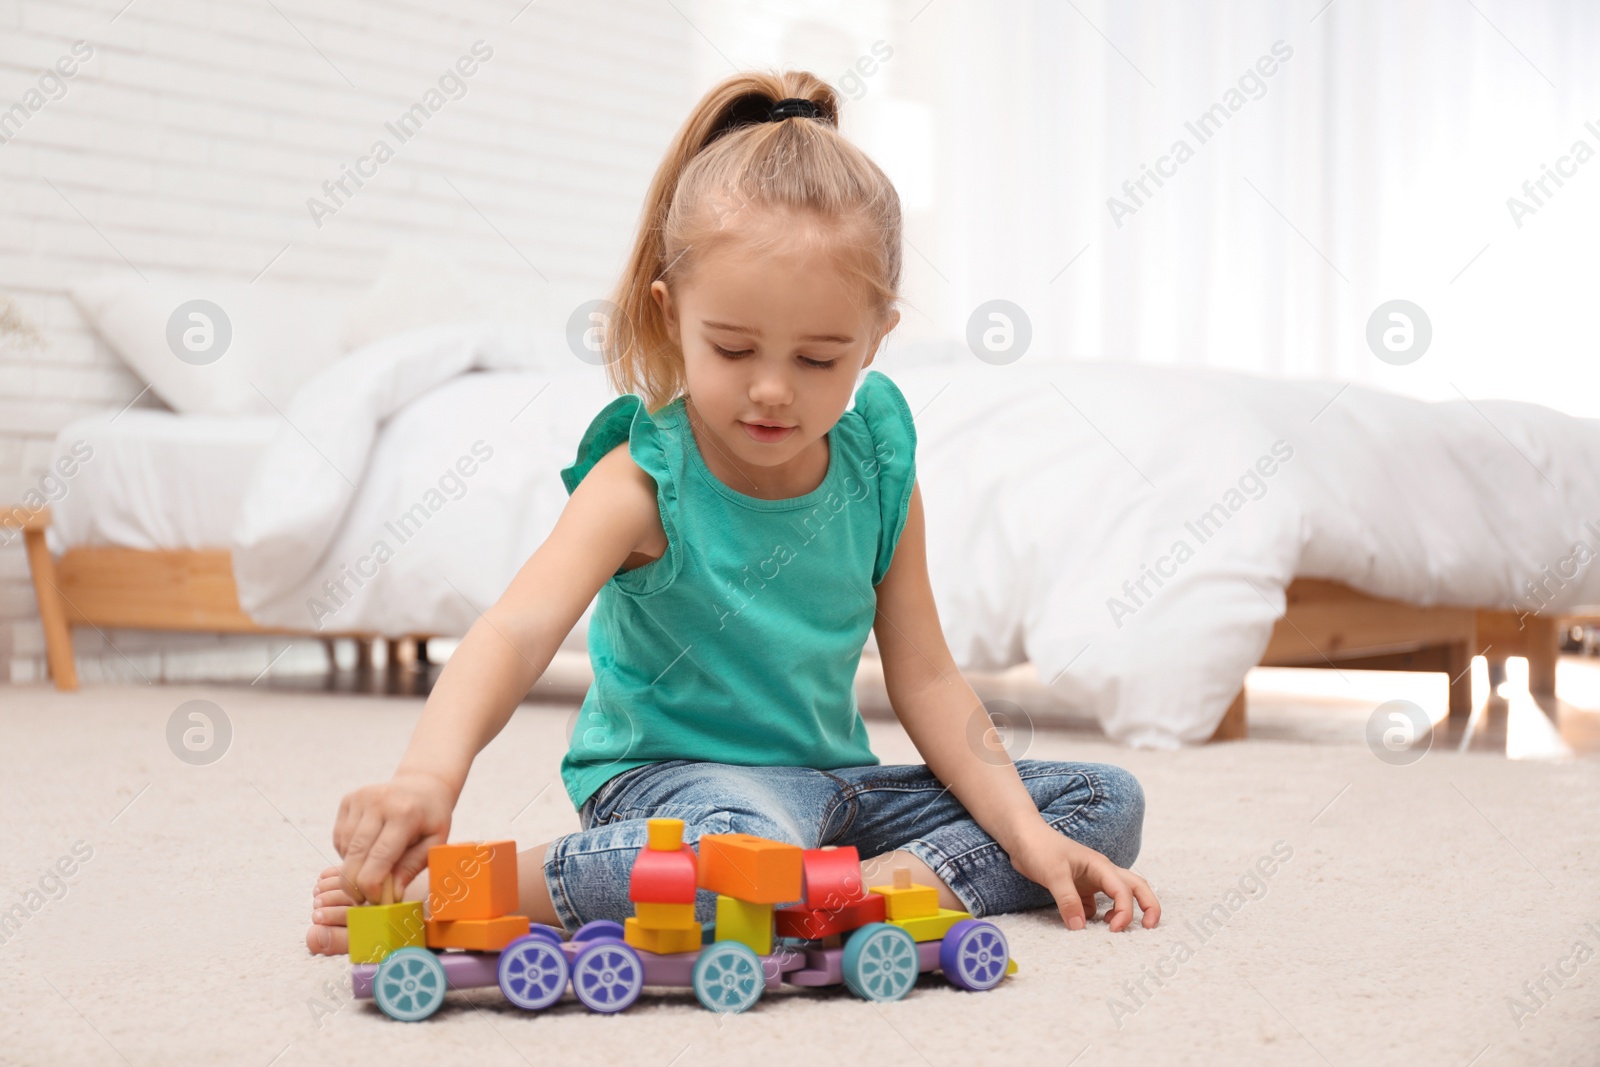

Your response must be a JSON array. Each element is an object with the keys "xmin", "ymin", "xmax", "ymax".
[{"xmin": 232, "ymin": 323, "xmax": 1600, "ymax": 745}]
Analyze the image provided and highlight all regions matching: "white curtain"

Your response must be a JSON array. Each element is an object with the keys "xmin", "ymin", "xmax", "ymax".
[{"xmin": 688, "ymin": 0, "xmax": 1600, "ymax": 415}]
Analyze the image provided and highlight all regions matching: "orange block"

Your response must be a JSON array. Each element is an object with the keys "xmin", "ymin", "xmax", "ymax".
[
  {"xmin": 426, "ymin": 915, "xmax": 531, "ymax": 952},
  {"xmin": 697, "ymin": 834, "xmax": 803, "ymax": 904},
  {"xmin": 427, "ymin": 840, "xmax": 519, "ymax": 921}
]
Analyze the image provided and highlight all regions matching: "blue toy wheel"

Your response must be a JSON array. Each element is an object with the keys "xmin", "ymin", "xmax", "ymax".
[
  {"xmin": 572, "ymin": 919, "xmax": 626, "ymax": 943},
  {"xmin": 373, "ymin": 947, "xmax": 447, "ymax": 1022},
  {"xmin": 524, "ymin": 923, "xmax": 565, "ymax": 947},
  {"xmin": 939, "ymin": 919, "xmax": 1009, "ymax": 991},
  {"xmin": 498, "ymin": 935, "xmax": 570, "ymax": 1010},
  {"xmin": 841, "ymin": 923, "xmax": 920, "ymax": 1003},
  {"xmin": 691, "ymin": 940, "xmax": 764, "ymax": 1013},
  {"xmin": 570, "ymin": 939, "xmax": 644, "ymax": 1013}
]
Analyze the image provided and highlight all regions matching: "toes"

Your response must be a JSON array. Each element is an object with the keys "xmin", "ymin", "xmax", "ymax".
[
  {"xmin": 306, "ymin": 921, "xmax": 349, "ymax": 956},
  {"xmin": 315, "ymin": 888, "xmax": 356, "ymax": 909}
]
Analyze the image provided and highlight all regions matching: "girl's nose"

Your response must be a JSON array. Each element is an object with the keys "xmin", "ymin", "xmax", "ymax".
[{"xmin": 749, "ymin": 371, "xmax": 793, "ymax": 408}]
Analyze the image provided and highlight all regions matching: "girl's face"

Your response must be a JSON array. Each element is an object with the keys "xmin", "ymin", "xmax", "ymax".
[{"xmin": 650, "ymin": 223, "xmax": 899, "ymax": 497}]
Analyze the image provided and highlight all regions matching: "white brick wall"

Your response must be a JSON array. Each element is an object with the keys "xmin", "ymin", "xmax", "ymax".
[{"xmin": 0, "ymin": 0, "xmax": 701, "ymax": 682}]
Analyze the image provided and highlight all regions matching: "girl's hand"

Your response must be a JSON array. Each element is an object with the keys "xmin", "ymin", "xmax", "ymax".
[
  {"xmin": 333, "ymin": 770, "xmax": 456, "ymax": 904},
  {"xmin": 1009, "ymin": 828, "xmax": 1160, "ymax": 932}
]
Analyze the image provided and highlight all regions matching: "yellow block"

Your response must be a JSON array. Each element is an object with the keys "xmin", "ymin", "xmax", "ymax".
[
  {"xmin": 624, "ymin": 917, "xmax": 702, "ymax": 955},
  {"xmin": 869, "ymin": 883, "xmax": 939, "ymax": 921},
  {"xmin": 647, "ymin": 818, "xmax": 685, "ymax": 851},
  {"xmin": 714, "ymin": 894, "xmax": 774, "ymax": 956},
  {"xmin": 886, "ymin": 907, "xmax": 969, "ymax": 943},
  {"xmin": 1006, "ymin": 957, "xmax": 1019, "ymax": 976},
  {"xmin": 634, "ymin": 901, "xmax": 699, "ymax": 930},
  {"xmin": 348, "ymin": 901, "xmax": 426, "ymax": 964}
]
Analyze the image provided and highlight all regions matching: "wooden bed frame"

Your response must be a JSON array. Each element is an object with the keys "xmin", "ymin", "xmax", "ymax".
[
  {"xmin": 5, "ymin": 506, "xmax": 431, "ymax": 687},
  {"xmin": 6, "ymin": 506, "xmax": 1568, "ymax": 739}
]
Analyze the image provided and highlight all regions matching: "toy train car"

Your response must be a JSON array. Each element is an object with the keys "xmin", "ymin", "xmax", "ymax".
[{"xmin": 347, "ymin": 821, "xmax": 1014, "ymax": 1021}]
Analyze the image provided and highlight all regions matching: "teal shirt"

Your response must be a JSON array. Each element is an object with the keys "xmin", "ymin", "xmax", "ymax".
[{"xmin": 556, "ymin": 370, "xmax": 918, "ymax": 809}]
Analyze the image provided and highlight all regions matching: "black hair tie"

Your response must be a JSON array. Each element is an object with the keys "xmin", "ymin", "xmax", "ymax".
[
  {"xmin": 767, "ymin": 97, "xmax": 820, "ymax": 121},
  {"xmin": 710, "ymin": 95, "xmax": 824, "ymax": 144}
]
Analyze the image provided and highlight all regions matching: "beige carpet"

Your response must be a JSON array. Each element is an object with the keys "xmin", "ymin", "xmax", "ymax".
[{"xmin": 2, "ymin": 682, "xmax": 1597, "ymax": 1066}]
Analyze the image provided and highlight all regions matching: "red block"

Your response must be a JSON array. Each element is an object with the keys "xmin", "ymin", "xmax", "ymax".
[
  {"xmin": 629, "ymin": 845, "xmax": 698, "ymax": 904},
  {"xmin": 775, "ymin": 892, "xmax": 885, "ymax": 940},
  {"xmin": 800, "ymin": 846, "xmax": 865, "ymax": 910}
]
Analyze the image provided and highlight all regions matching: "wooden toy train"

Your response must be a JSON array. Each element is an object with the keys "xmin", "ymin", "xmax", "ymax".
[{"xmin": 347, "ymin": 819, "xmax": 1014, "ymax": 1019}]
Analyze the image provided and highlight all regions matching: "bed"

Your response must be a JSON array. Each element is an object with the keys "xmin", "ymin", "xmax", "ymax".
[{"xmin": 11, "ymin": 323, "xmax": 1600, "ymax": 747}]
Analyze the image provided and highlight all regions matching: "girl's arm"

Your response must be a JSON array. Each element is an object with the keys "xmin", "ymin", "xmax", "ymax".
[
  {"xmin": 333, "ymin": 444, "xmax": 661, "ymax": 903},
  {"xmin": 872, "ymin": 481, "xmax": 1160, "ymax": 931}
]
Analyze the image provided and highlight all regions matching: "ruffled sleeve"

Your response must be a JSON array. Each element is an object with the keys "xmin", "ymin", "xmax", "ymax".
[
  {"xmin": 852, "ymin": 370, "xmax": 918, "ymax": 585},
  {"xmin": 559, "ymin": 393, "xmax": 681, "ymax": 594}
]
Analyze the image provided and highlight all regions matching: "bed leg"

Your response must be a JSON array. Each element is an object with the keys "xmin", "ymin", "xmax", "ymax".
[
  {"xmin": 1524, "ymin": 615, "xmax": 1559, "ymax": 696},
  {"xmin": 1210, "ymin": 688, "xmax": 1248, "ymax": 741},
  {"xmin": 17, "ymin": 512, "xmax": 78, "ymax": 691},
  {"xmin": 355, "ymin": 637, "xmax": 374, "ymax": 673},
  {"xmin": 1446, "ymin": 641, "xmax": 1473, "ymax": 723}
]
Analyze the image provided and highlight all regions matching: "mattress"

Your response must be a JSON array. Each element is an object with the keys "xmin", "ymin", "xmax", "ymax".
[{"xmin": 45, "ymin": 408, "xmax": 279, "ymax": 554}]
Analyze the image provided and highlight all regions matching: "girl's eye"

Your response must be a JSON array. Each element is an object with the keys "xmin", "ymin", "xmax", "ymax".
[{"xmin": 712, "ymin": 343, "xmax": 835, "ymax": 369}]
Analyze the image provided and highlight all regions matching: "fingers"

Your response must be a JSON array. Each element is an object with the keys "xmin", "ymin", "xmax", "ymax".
[
  {"xmin": 389, "ymin": 837, "xmax": 437, "ymax": 900},
  {"xmin": 340, "ymin": 810, "xmax": 385, "ymax": 904},
  {"xmin": 1080, "ymin": 892, "xmax": 1099, "ymax": 924},
  {"xmin": 354, "ymin": 817, "xmax": 416, "ymax": 903},
  {"xmin": 1101, "ymin": 870, "xmax": 1137, "ymax": 932},
  {"xmin": 1055, "ymin": 884, "xmax": 1088, "ymax": 931},
  {"xmin": 1129, "ymin": 872, "xmax": 1161, "ymax": 929}
]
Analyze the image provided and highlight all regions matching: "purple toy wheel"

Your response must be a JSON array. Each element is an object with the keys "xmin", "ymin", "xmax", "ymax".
[
  {"xmin": 939, "ymin": 919, "xmax": 1009, "ymax": 991},
  {"xmin": 572, "ymin": 919, "xmax": 626, "ymax": 943},
  {"xmin": 570, "ymin": 939, "xmax": 644, "ymax": 1013},
  {"xmin": 498, "ymin": 935, "xmax": 570, "ymax": 1010},
  {"xmin": 524, "ymin": 923, "xmax": 565, "ymax": 947}
]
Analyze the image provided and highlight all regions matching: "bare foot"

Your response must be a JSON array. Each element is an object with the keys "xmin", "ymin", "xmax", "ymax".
[{"xmin": 306, "ymin": 866, "xmax": 355, "ymax": 956}]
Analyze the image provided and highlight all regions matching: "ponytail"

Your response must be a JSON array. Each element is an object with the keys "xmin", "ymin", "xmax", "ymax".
[{"xmin": 604, "ymin": 68, "xmax": 902, "ymax": 411}]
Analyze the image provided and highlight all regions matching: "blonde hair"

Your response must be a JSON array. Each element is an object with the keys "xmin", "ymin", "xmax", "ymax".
[{"xmin": 604, "ymin": 69, "xmax": 903, "ymax": 411}]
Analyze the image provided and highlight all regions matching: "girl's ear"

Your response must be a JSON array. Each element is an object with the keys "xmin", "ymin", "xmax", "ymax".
[{"xmin": 650, "ymin": 280, "xmax": 678, "ymax": 343}]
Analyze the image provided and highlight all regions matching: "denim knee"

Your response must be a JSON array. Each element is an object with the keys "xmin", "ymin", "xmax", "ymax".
[{"xmin": 1089, "ymin": 764, "xmax": 1145, "ymax": 868}]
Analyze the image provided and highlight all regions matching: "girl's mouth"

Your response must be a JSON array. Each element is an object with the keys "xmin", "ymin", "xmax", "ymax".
[{"xmin": 740, "ymin": 421, "xmax": 796, "ymax": 444}]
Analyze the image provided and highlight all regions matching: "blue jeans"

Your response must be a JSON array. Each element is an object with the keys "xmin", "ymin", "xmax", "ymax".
[{"xmin": 540, "ymin": 758, "xmax": 1145, "ymax": 933}]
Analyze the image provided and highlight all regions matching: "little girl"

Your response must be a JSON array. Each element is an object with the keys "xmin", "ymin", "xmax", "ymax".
[{"xmin": 307, "ymin": 70, "xmax": 1157, "ymax": 954}]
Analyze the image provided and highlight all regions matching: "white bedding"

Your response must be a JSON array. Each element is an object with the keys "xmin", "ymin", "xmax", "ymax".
[
  {"xmin": 45, "ymin": 409, "xmax": 279, "ymax": 553},
  {"xmin": 72, "ymin": 320, "xmax": 1600, "ymax": 745}
]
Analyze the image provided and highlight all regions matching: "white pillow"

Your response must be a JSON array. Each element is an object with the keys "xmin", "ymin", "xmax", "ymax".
[
  {"xmin": 340, "ymin": 245, "xmax": 490, "ymax": 353},
  {"xmin": 69, "ymin": 275, "xmax": 348, "ymax": 415}
]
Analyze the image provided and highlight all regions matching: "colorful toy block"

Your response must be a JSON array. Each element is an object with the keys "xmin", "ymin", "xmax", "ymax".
[
  {"xmin": 623, "ymin": 917, "xmax": 702, "ymax": 955},
  {"xmin": 647, "ymin": 818, "xmax": 685, "ymax": 851},
  {"xmin": 774, "ymin": 892, "xmax": 885, "ymax": 940},
  {"xmin": 869, "ymin": 866, "xmax": 939, "ymax": 921},
  {"xmin": 888, "ymin": 907, "xmax": 970, "ymax": 943},
  {"xmin": 697, "ymin": 833, "xmax": 803, "ymax": 904},
  {"xmin": 425, "ymin": 915, "xmax": 531, "ymax": 952},
  {"xmin": 635, "ymin": 902, "xmax": 698, "ymax": 930},
  {"xmin": 629, "ymin": 819, "xmax": 699, "ymax": 904},
  {"xmin": 348, "ymin": 901, "xmax": 425, "ymax": 964},
  {"xmin": 427, "ymin": 840, "xmax": 519, "ymax": 922},
  {"xmin": 714, "ymin": 894, "xmax": 775, "ymax": 955},
  {"xmin": 800, "ymin": 845, "xmax": 865, "ymax": 910}
]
